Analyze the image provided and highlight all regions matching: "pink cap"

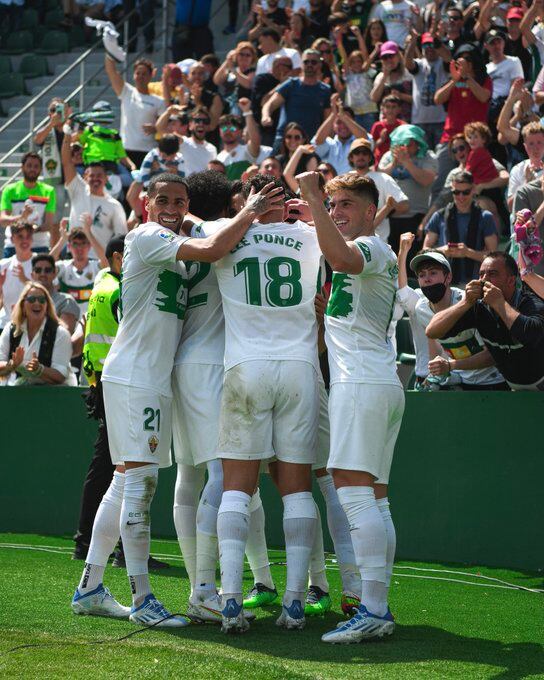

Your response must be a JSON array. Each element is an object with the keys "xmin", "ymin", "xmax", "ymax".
[
  {"xmin": 421, "ymin": 32, "xmax": 434, "ymax": 45},
  {"xmin": 380, "ymin": 40, "xmax": 400, "ymax": 57}
]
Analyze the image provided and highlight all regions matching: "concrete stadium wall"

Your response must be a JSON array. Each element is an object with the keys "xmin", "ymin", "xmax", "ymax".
[{"xmin": 1, "ymin": 388, "xmax": 542, "ymax": 572}]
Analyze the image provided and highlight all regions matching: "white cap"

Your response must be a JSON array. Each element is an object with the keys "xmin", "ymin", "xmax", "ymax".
[{"xmin": 410, "ymin": 251, "xmax": 452, "ymax": 274}]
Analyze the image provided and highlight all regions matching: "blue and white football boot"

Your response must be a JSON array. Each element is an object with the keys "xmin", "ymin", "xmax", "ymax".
[
  {"xmin": 275, "ymin": 599, "xmax": 306, "ymax": 630},
  {"xmin": 321, "ymin": 605, "xmax": 395, "ymax": 644},
  {"xmin": 129, "ymin": 593, "xmax": 190, "ymax": 628},
  {"xmin": 71, "ymin": 584, "xmax": 130, "ymax": 619},
  {"xmin": 221, "ymin": 597, "xmax": 250, "ymax": 634}
]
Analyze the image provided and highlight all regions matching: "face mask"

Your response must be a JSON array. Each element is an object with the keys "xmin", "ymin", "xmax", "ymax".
[{"xmin": 421, "ymin": 282, "xmax": 446, "ymax": 303}]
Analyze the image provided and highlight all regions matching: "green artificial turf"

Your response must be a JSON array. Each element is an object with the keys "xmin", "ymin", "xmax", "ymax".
[{"xmin": 0, "ymin": 533, "xmax": 543, "ymax": 679}]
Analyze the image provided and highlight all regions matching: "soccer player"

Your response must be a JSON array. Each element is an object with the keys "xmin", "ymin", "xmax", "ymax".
[
  {"xmin": 297, "ymin": 171, "xmax": 405, "ymax": 644},
  {"xmin": 71, "ymin": 172, "xmax": 283, "ymax": 628}
]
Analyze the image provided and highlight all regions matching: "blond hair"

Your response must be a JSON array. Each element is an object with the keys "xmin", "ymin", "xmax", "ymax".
[
  {"xmin": 235, "ymin": 41, "xmax": 257, "ymax": 64},
  {"xmin": 521, "ymin": 121, "xmax": 544, "ymax": 141},
  {"xmin": 11, "ymin": 282, "xmax": 59, "ymax": 337},
  {"xmin": 325, "ymin": 173, "xmax": 380, "ymax": 207}
]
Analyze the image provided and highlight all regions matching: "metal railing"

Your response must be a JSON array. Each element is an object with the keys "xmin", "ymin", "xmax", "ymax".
[{"xmin": 0, "ymin": 0, "xmax": 173, "ymax": 187}]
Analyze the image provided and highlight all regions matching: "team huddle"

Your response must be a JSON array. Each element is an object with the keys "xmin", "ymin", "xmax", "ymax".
[{"xmin": 71, "ymin": 169, "xmax": 404, "ymax": 644}]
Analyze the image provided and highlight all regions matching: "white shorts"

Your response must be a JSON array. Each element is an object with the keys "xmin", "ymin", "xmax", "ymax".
[
  {"xmin": 217, "ymin": 360, "xmax": 319, "ymax": 465},
  {"xmin": 313, "ymin": 380, "xmax": 330, "ymax": 471},
  {"xmin": 172, "ymin": 363, "xmax": 223, "ymax": 468},
  {"xmin": 327, "ymin": 383, "xmax": 405, "ymax": 484},
  {"xmin": 103, "ymin": 382, "xmax": 173, "ymax": 468}
]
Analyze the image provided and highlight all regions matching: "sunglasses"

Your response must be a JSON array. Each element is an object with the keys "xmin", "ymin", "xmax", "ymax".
[
  {"xmin": 303, "ymin": 59, "xmax": 320, "ymax": 65},
  {"xmin": 318, "ymin": 166, "xmax": 332, "ymax": 173},
  {"xmin": 452, "ymin": 188, "xmax": 472, "ymax": 195},
  {"xmin": 192, "ymin": 118, "xmax": 210, "ymax": 125},
  {"xmin": 33, "ymin": 266, "xmax": 54, "ymax": 274},
  {"xmin": 285, "ymin": 134, "xmax": 303, "ymax": 140},
  {"xmin": 238, "ymin": 52, "xmax": 253, "ymax": 57},
  {"xmin": 452, "ymin": 145, "xmax": 467, "ymax": 153},
  {"xmin": 26, "ymin": 295, "xmax": 47, "ymax": 304},
  {"xmin": 221, "ymin": 125, "xmax": 239, "ymax": 133}
]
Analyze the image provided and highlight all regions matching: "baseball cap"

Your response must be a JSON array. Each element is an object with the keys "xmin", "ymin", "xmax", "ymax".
[
  {"xmin": 506, "ymin": 6, "xmax": 524, "ymax": 20},
  {"xmin": 349, "ymin": 138, "xmax": 373, "ymax": 156},
  {"xmin": 380, "ymin": 41, "xmax": 399, "ymax": 57},
  {"xmin": 454, "ymin": 43, "xmax": 478, "ymax": 57},
  {"xmin": 484, "ymin": 29, "xmax": 506, "ymax": 44},
  {"xmin": 421, "ymin": 32, "xmax": 434, "ymax": 45},
  {"xmin": 165, "ymin": 63, "xmax": 183, "ymax": 86},
  {"xmin": 105, "ymin": 235, "xmax": 125, "ymax": 259},
  {"xmin": 410, "ymin": 251, "xmax": 452, "ymax": 274},
  {"xmin": 177, "ymin": 58, "xmax": 197, "ymax": 75}
]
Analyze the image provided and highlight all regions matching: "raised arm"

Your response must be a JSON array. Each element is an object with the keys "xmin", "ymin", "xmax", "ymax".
[
  {"xmin": 61, "ymin": 129, "xmax": 77, "ymax": 185},
  {"xmin": 261, "ymin": 91, "xmax": 285, "ymax": 127},
  {"xmin": 239, "ymin": 97, "xmax": 261, "ymax": 158},
  {"xmin": 426, "ymin": 281, "xmax": 481, "ymax": 338},
  {"xmin": 105, "ymin": 55, "xmax": 125, "ymax": 98}
]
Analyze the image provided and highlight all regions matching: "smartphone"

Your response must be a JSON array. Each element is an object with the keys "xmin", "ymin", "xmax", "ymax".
[
  {"xmin": 55, "ymin": 103, "xmax": 65, "ymax": 122},
  {"xmin": 447, "ymin": 242, "xmax": 460, "ymax": 248}
]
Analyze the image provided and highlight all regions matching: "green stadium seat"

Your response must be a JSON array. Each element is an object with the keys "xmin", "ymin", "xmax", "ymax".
[
  {"xmin": 45, "ymin": 0, "xmax": 62, "ymax": 10},
  {"xmin": 395, "ymin": 316, "xmax": 414, "ymax": 357},
  {"xmin": 0, "ymin": 55, "xmax": 12, "ymax": 74},
  {"xmin": 21, "ymin": 8, "xmax": 39, "ymax": 30},
  {"xmin": 67, "ymin": 24, "xmax": 86, "ymax": 49},
  {"xmin": 0, "ymin": 31, "xmax": 34, "ymax": 55},
  {"xmin": 0, "ymin": 73, "xmax": 26, "ymax": 98},
  {"xmin": 19, "ymin": 54, "xmax": 48, "ymax": 79},
  {"xmin": 36, "ymin": 31, "xmax": 69, "ymax": 55},
  {"xmin": 44, "ymin": 8, "xmax": 64, "ymax": 28}
]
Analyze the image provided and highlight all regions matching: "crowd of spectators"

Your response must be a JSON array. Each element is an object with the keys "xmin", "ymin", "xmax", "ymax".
[{"xmin": 0, "ymin": 0, "xmax": 544, "ymax": 390}]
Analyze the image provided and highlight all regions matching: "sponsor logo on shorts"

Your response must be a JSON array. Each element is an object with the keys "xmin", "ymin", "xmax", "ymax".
[{"xmin": 148, "ymin": 434, "xmax": 159, "ymax": 453}]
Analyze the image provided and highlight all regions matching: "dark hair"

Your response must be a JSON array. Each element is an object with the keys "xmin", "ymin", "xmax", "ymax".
[
  {"xmin": 186, "ymin": 170, "xmax": 233, "ymax": 220},
  {"xmin": 241, "ymin": 173, "xmax": 283, "ymax": 199},
  {"xmin": 32, "ymin": 253, "xmax": 55, "ymax": 269},
  {"xmin": 382, "ymin": 94, "xmax": 402, "ymax": 107},
  {"xmin": 67, "ymin": 227, "xmax": 89, "ymax": 243},
  {"xmin": 456, "ymin": 48, "xmax": 487, "ymax": 85},
  {"xmin": 190, "ymin": 106, "xmax": 211, "ymax": 122},
  {"xmin": 22, "ymin": 152, "xmax": 42, "ymax": 167},
  {"xmin": 158, "ymin": 134, "xmax": 180, "ymax": 155},
  {"xmin": 219, "ymin": 113, "xmax": 244, "ymax": 130},
  {"xmin": 201, "ymin": 53, "xmax": 220, "ymax": 69},
  {"xmin": 11, "ymin": 223, "xmax": 34, "ymax": 237},
  {"xmin": 147, "ymin": 173, "xmax": 189, "ymax": 197},
  {"xmin": 133, "ymin": 58, "xmax": 154, "ymax": 73},
  {"xmin": 280, "ymin": 122, "xmax": 308, "ymax": 157},
  {"xmin": 328, "ymin": 12, "xmax": 349, "ymax": 27},
  {"xmin": 260, "ymin": 27, "xmax": 281, "ymax": 42},
  {"xmin": 84, "ymin": 161, "xmax": 107, "ymax": 173},
  {"xmin": 363, "ymin": 18, "xmax": 388, "ymax": 53},
  {"xmin": 451, "ymin": 169, "xmax": 474, "ymax": 185},
  {"xmin": 105, "ymin": 235, "xmax": 125, "ymax": 261},
  {"xmin": 484, "ymin": 251, "xmax": 519, "ymax": 277},
  {"xmin": 230, "ymin": 179, "xmax": 243, "ymax": 196}
]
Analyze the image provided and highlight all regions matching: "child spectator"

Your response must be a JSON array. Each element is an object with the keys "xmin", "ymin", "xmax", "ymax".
[
  {"xmin": 371, "ymin": 95, "xmax": 407, "ymax": 166},
  {"xmin": 138, "ymin": 135, "xmax": 186, "ymax": 188},
  {"xmin": 464, "ymin": 122, "xmax": 499, "ymax": 185}
]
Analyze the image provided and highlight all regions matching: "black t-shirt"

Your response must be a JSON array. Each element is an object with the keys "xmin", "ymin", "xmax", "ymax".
[
  {"xmin": 308, "ymin": 8, "xmax": 330, "ymax": 40},
  {"xmin": 505, "ymin": 35, "xmax": 532, "ymax": 81},
  {"xmin": 444, "ymin": 288, "xmax": 544, "ymax": 386},
  {"xmin": 252, "ymin": 8, "xmax": 288, "ymax": 30}
]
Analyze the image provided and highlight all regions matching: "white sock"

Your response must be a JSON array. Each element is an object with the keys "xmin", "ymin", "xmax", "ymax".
[
  {"xmin": 282, "ymin": 491, "xmax": 317, "ymax": 608},
  {"xmin": 317, "ymin": 474, "xmax": 360, "ymax": 596},
  {"xmin": 308, "ymin": 503, "xmax": 329, "ymax": 593},
  {"xmin": 217, "ymin": 489, "xmax": 251, "ymax": 608},
  {"xmin": 79, "ymin": 470, "xmax": 125, "ymax": 594},
  {"xmin": 337, "ymin": 486, "xmax": 387, "ymax": 617},
  {"xmin": 377, "ymin": 497, "xmax": 396, "ymax": 598},
  {"xmin": 120, "ymin": 465, "xmax": 158, "ymax": 607},
  {"xmin": 245, "ymin": 489, "xmax": 274, "ymax": 590},
  {"xmin": 173, "ymin": 463, "xmax": 206, "ymax": 592},
  {"xmin": 194, "ymin": 460, "xmax": 223, "ymax": 600}
]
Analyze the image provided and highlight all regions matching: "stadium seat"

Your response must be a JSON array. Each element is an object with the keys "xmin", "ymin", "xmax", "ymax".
[
  {"xmin": 36, "ymin": 31, "xmax": 69, "ymax": 55},
  {"xmin": 0, "ymin": 73, "xmax": 27, "ymax": 98},
  {"xmin": 21, "ymin": 8, "xmax": 39, "ymax": 30},
  {"xmin": 67, "ymin": 25, "xmax": 86, "ymax": 49},
  {"xmin": 19, "ymin": 54, "xmax": 49, "ymax": 79},
  {"xmin": 44, "ymin": 8, "xmax": 64, "ymax": 28},
  {"xmin": 395, "ymin": 317, "xmax": 414, "ymax": 357},
  {"xmin": 0, "ymin": 30, "xmax": 34, "ymax": 54},
  {"xmin": 45, "ymin": 0, "xmax": 62, "ymax": 9},
  {"xmin": 0, "ymin": 55, "xmax": 12, "ymax": 74}
]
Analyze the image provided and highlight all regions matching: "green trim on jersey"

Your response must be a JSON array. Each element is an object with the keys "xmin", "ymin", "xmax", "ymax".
[
  {"xmin": 154, "ymin": 269, "xmax": 188, "ymax": 320},
  {"xmin": 326, "ymin": 272, "xmax": 354, "ymax": 318}
]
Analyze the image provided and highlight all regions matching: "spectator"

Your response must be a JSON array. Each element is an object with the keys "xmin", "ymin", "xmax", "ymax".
[
  {"xmin": 248, "ymin": 0, "xmax": 289, "ymax": 42},
  {"xmin": 307, "ymin": 0, "xmax": 330, "ymax": 40},
  {"xmin": 498, "ymin": 78, "xmax": 540, "ymax": 168},
  {"xmin": 276, "ymin": 122, "xmax": 320, "ymax": 173},
  {"xmin": 0, "ymin": 282, "xmax": 75, "ymax": 386},
  {"xmin": 371, "ymin": 0, "xmax": 423, "ymax": 46},
  {"xmin": 254, "ymin": 28, "xmax": 302, "ymax": 77},
  {"xmin": 0, "ymin": 224, "xmax": 34, "ymax": 332},
  {"xmin": 507, "ymin": 122, "xmax": 544, "ymax": 209},
  {"xmin": 177, "ymin": 107, "xmax": 218, "ymax": 175},
  {"xmin": 181, "ymin": 62, "xmax": 224, "ymax": 134},
  {"xmin": 426, "ymin": 251, "xmax": 544, "ymax": 391},
  {"xmin": 284, "ymin": 11, "xmax": 313, "ymax": 52},
  {"xmin": 311, "ymin": 37, "xmax": 342, "ymax": 90},
  {"xmin": 207, "ymin": 159, "xmax": 227, "ymax": 174},
  {"xmin": 370, "ymin": 41, "xmax": 413, "ymax": 123},
  {"xmin": 148, "ymin": 63, "xmax": 184, "ymax": 102},
  {"xmin": 61, "ymin": 134, "xmax": 127, "ymax": 257},
  {"xmin": 31, "ymin": 254, "xmax": 80, "ymax": 335},
  {"xmin": 440, "ymin": 5, "xmax": 470, "ymax": 54},
  {"xmin": 139, "ymin": 134, "xmax": 187, "ymax": 187},
  {"xmin": 172, "ymin": 0, "xmax": 214, "ymax": 61},
  {"xmin": 370, "ymin": 95, "xmax": 407, "ymax": 167},
  {"xmin": 258, "ymin": 156, "xmax": 284, "ymax": 180},
  {"xmin": 464, "ymin": 122, "xmax": 499, "ymax": 185},
  {"xmin": 317, "ymin": 161, "xmax": 337, "ymax": 182},
  {"xmin": 312, "ymin": 93, "xmax": 370, "ymax": 175},
  {"xmin": 503, "ymin": 7, "xmax": 534, "ymax": 81},
  {"xmin": 347, "ymin": 138, "xmax": 409, "ymax": 242},
  {"xmin": 155, "ymin": 105, "xmax": 190, "ymax": 138},
  {"xmin": 334, "ymin": 40, "xmax": 379, "ymax": 131},
  {"xmin": 423, "ymin": 169, "xmax": 499, "ymax": 285},
  {"xmin": 379, "ymin": 124, "xmax": 438, "ymax": 254},
  {"xmin": 0, "ymin": 153, "xmax": 57, "ymax": 257},
  {"xmin": 213, "ymin": 43, "xmax": 257, "ymax": 116},
  {"xmin": 216, "ymin": 102, "xmax": 270, "ymax": 180},
  {"xmin": 485, "ymin": 29, "xmax": 524, "ymax": 118},
  {"xmin": 104, "ymin": 55, "xmax": 166, "ymax": 167},
  {"xmin": 405, "ymin": 31, "xmax": 450, "ymax": 149},
  {"xmin": 512, "ymin": 175, "xmax": 544, "ymax": 277},
  {"xmin": 262, "ymin": 48, "xmax": 332, "ymax": 150},
  {"xmin": 251, "ymin": 55, "xmax": 293, "ymax": 147},
  {"xmin": 362, "ymin": 18, "xmax": 388, "ymax": 59}
]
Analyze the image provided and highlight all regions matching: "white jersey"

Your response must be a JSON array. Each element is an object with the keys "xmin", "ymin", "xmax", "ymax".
[
  {"xmin": 325, "ymin": 235, "xmax": 401, "ymax": 386},
  {"xmin": 56, "ymin": 258, "xmax": 102, "ymax": 312},
  {"xmin": 102, "ymin": 222, "xmax": 189, "ymax": 397},
  {"xmin": 174, "ymin": 220, "xmax": 226, "ymax": 366},
  {"xmin": 210, "ymin": 219, "xmax": 322, "ymax": 371}
]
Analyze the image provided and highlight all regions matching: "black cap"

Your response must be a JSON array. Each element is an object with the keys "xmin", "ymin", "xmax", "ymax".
[
  {"xmin": 105, "ymin": 235, "xmax": 125, "ymax": 259},
  {"xmin": 484, "ymin": 29, "xmax": 506, "ymax": 44},
  {"xmin": 454, "ymin": 43, "xmax": 478, "ymax": 57}
]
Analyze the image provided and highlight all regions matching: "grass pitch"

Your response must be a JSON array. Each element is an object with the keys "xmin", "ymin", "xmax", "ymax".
[{"xmin": 0, "ymin": 533, "xmax": 543, "ymax": 679}]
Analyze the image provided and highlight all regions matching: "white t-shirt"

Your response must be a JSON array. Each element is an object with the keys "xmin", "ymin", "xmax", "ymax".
[
  {"xmin": 179, "ymin": 137, "xmax": 218, "ymax": 176},
  {"xmin": 0, "ymin": 255, "xmax": 33, "ymax": 329},
  {"xmin": 119, "ymin": 83, "xmax": 166, "ymax": 152},
  {"xmin": 507, "ymin": 159, "xmax": 544, "ymax": 200},
  {"xmin": 255, "ymin": 48, "xmax": 302, "ymax": 76},
  {"xmin": 102, "ymin": 222, "xmax": 189, "ymax": 397},
  {"xmin": 66, "ymin": 175, "xmax": 127, "ymax": 255},
  {"xmin": 486, "ymin": 56, "xmax": 524, "ymax": 99},
  {"xmin": 372, "ymin": 0, "xmax": 416, "ymax": 46},
  {"xmin": 56, "ymin": 258, "xmax": 102, "ymax": 312},
  {"xmin": 395, "ymin": 285, "xmax": 429, "ymax": 378},
  {"xmin": 209, "ymin": 219, "xmax": 322, "ymax": 372},
  {"xmin": 365, "ymin": 170, "xmax": 409, "ymax": 242},
  {"xmin": 0, "ymin": 318, "xmax": 75, "ymax": 386},
  {"xmin": 174, "ymin": 220, "xmax": 226, "ymax": 367},
  {"xmin": 217, "ymin": 143, "xmax": 273, "ymax": 179},
  {"xmin": 325, "ymin": 235, "xmax": 401, "ymax": 386}
]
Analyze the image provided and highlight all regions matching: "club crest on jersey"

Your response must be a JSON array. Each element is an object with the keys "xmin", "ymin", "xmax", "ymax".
[
  {"xmin": 148, "ymin": 435, "xmax": 159, "ymax": 453},
  {"xmin": 158, "ymin": 230, "xmax": 176, "ymax": 242}
]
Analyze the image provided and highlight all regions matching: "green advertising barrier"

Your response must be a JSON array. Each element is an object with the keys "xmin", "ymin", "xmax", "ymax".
[{"xmin": 1, "ymin": 388, "xmax": 542, "ymax": 571}]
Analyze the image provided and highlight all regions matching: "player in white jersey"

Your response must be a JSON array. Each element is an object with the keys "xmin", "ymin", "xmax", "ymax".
[
  {"xmin": 71, "ymin": 172, "xmax": 284, "ymax": 629},
  {"xmin": 298, "ymin": 171, "xmax": 405, "ymax": 644},
  {"xmin": 209, "ymin": 174, "xmax": 322, "ymax": 634}
]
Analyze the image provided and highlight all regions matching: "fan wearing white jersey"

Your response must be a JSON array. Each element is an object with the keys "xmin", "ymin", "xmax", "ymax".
[
  {"xmin": 212, "ymin": 174, "xmax": 322, "ymax": 634},
  {"xmin": 71, "ymin": 172, "xmax": 284, "ymax": 629},
  {"xmin": 298, "ymin": 171, "xmax": 405, "ymax": 644}
]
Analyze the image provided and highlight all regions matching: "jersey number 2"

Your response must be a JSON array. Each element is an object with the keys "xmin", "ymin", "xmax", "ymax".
[
  {"xmin": 143, "ymin": 407, "xmax": 161, "ymax": 431},
  {"xmin": 233, "ymin": 256, "xmax": 302, "ymax": 307}
]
